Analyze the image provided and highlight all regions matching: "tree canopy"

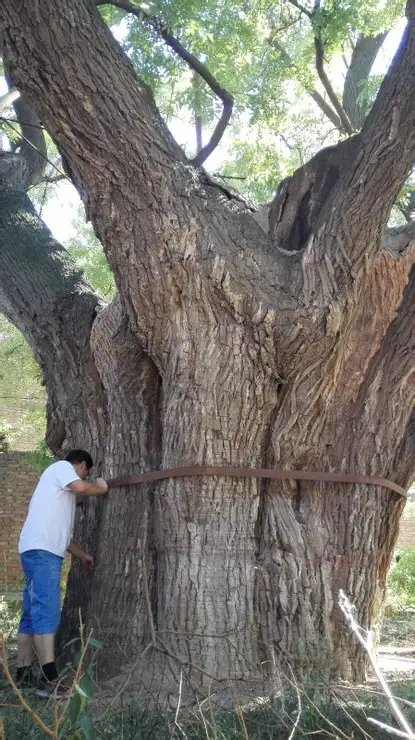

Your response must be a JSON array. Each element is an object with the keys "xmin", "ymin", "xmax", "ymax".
[{"xmin": 0, "ymin": 0, "xmax": 411, "ymax": 451}]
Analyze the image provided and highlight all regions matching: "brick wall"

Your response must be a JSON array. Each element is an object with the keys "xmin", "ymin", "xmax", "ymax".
[
  {"xmin": 0, "ymin": 452, "xmax": 39, "ymax": 593},
  {"xmin": 397, "ymin": 510, "xmax": 415, "ymax": 549}
]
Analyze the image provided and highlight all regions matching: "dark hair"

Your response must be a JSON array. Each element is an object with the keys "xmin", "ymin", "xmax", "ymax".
[{"xmin": 64, "ymin": 449, "xmax": 93, "ymax": 470}]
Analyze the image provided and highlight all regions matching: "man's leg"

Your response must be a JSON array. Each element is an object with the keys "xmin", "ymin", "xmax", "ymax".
[
  {"xmin": 30, "ymin": 550, "xmax": 63, "ymax": 686},
  {"xmin": 17, "ymin": 552, "xmax": 34, "ymax": 684},
  {"xmin": 17, "ymin": 634, "xmax": 33, "ymax": 667},
  {"xmin": 33, "ymin": 634, "xmax": 55, "ymax": 669}
]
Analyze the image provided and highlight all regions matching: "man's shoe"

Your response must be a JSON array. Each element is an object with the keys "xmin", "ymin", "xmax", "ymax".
[
  {"xmin": 15, "ymin": 667, "xmax": 34, "ymax": 689},
  {"xmin": 36, "ymin": 677, "xmax": 69, "ymax": 699}
]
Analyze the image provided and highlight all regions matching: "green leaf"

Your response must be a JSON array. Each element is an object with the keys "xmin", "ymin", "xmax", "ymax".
[
  {"xmin": 80, "ymin": 713, "xmax": 96, "ymax": 740},
  {"xmin": 79, "ymin": 675, "xmax": 94, "ymax": 700},
  {"xmin": 63, "ymin": 637, "xmax": 81, "ymax": 649},
  {"xmin": 88, "ymin": 638, "xmax": 103, "ymax": 649},
  {"xmin": 67, "ymin": 693, "xmax": 82, "ymax": 726},
  {"xmin": 75, "ymin": 682, "xmax": 89, "ymax": 699}
]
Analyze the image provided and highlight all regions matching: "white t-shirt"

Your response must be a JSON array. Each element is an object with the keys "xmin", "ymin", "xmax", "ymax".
[{"xmin": 19, "ymin": 460, "xmax": 80, "ymax": 558}]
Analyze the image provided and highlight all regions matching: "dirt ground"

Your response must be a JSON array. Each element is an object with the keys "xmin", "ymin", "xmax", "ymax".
[{"xmin": 377, "ymin": 613, "xmax": 415, "ymax": 679}]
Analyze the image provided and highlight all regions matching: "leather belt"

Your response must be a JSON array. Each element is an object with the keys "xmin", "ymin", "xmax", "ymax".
[{"xmin": 107, "ymin": 465, "xmax": 408, "ymax": 498}]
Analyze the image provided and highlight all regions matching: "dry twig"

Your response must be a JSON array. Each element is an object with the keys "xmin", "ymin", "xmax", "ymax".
[
  {"xmin": 0, "ymin": 632, "xmax": 54, "ymax": 737},
  {"xmin": 0, "ymin": 612, "xmax": 95, "ymax": 740},
  {"xmin": 339, "ymin": 590, "xmax": 415, "ymax": 740}
]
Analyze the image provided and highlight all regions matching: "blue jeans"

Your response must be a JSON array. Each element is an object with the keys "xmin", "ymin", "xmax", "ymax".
[{"xmin": 18, "ymin": 550, "xmax": 63, "ymax": 635}]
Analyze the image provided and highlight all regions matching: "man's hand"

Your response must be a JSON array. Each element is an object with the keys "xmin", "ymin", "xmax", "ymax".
[
  {"xmin": 68, "ymin": 477, "xmax": 108, "ymax": 497},
  {"xmin": 81, "ymin": 553, "xmax": 94, "ymax": 570},
  {"xmin": 67, "ymin": 540, "xmax": 94, "ymax": 568}
]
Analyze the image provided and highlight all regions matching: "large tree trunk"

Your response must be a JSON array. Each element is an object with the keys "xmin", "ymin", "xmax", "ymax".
[{"xmin": 0, "ymin": 0, "xmax": 414, "ymax": 700}]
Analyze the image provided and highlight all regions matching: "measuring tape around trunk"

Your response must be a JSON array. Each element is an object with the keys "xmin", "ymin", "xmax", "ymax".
[{"xmin": 106, "ymin": 465, "xmax": 408, "ymax": 498}]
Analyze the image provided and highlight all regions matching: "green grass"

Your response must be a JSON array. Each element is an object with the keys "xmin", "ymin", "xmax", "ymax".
[
  {"xmin": 0, "ymin": 597, "xmax": 20, "ymax": 649},
  {"xmin": 1, "ymin": 683, "xmax": 414, "ymax": 739}
]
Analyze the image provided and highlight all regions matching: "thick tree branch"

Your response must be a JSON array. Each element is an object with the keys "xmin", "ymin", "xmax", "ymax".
[
  {"xmin": 309, "ymin": 91, "xmax": 342, "ymax": 132},
  {"xmin": 300, "ymin": 7, "xmax": 415, "ymax": 303},
  {"xmin": 394, "ymin": 409, "xmax": 414, "ymax": 487},
  {"xmin": 2, "ymin": 62, "xmax": 48, "ymax": 187},
  {"xmin": 95, "ymin": 0, "xmax": 234, "ymax": 166},
  {"xmin": 286, "ymin": 0, "xmax": 353, "ymax": 134},
  {"xmin": 356, "ymin": 0, "xmax": 415, "ymax": 207},
  {"xmin": 0, "ymin": 86, "xmax": 19, "ymax": 111},
  {"xmin": 195, "ymin": 114, "xmax": 203, "ymax": 154},
  {"xmin": 286, "ymin": 0, "xmax": 312, "ymax": 19},
  {"xmin": 269, "ymin": 136, "xmax": 359, "ymax": 249},
  {"xmin": 0, "ymin": 117, "xmax": 47, "ymax": 189},
  {"xmin": 343, "ymin": 33, "xmax": 387, "ymax": 130},
  {"xmin": 0, "ymin": 188, "xmax": 107, "ymax": 456},
  {"xmin": 9, "ymin": 95, "xmax": 47, "ymax": 186},
  {"xmin": 338, "ymin": 264, "xmax": 415, "ymax": 491},
  {"xmin": 314, "ymin": 33, "xmax": 353, "ymax": 135},
  {"xmin": 0, "ymin": 149, "xmax": 31, "ymax": 191},
  {"xmin": 381, "ymin": 221, "xmax": 415, "ymax": 253},
  {"xmin": 0, "ymin": 94, "xmax": 48, "ymax": 191},
  {"xmin": 0, "ymin": 116, "xmax": 67, "ymax": 185},
  {"xmin": 325, "ymin": 232, "xmax": 415, "ymax": 417},
  {"xmin": 269, "ymin": 230, "xmax": 414, "ymax": 467},
  {"xmin": 286, "ymin": 4, "xmax": 385, "ymax": 135},
  {"xmin": 271, "ymin": 40, "xmax": 344, "ymax": 131}
]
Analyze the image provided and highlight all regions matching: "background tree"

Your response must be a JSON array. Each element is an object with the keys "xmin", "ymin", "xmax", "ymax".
[{"xmin": 0, "ymin": 0, "xmax": 414, "ymax": 699}]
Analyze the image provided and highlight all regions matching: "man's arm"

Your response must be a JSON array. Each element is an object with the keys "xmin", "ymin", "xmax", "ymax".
[
  {"xmin": 67, "ymin": 540, "xmax": 93, "ymax": 567},
  {"xmin": 68, "ymin": 477, "xmax": 108, "ymax": 498}
]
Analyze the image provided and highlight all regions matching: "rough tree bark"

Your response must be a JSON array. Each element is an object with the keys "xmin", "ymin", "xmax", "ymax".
[{"xmin": 0, "ymin": 0, "xmax": 414, "ymax": 698}]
